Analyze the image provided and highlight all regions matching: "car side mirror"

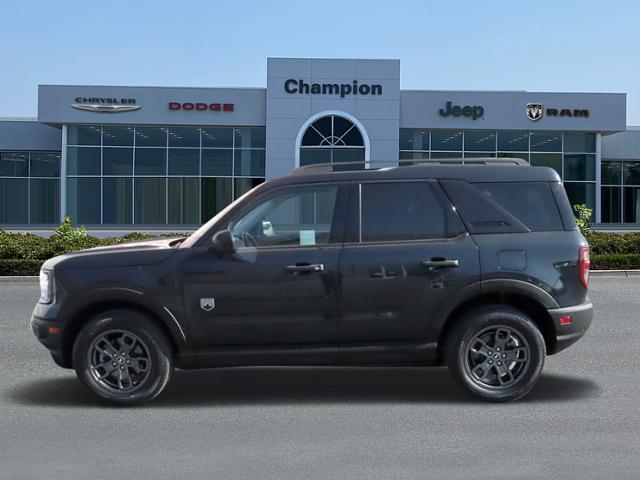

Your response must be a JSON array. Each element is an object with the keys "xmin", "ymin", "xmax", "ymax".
[{"xmin": 210, "ymin": 229, "xmax": 237, "ymax": 257}]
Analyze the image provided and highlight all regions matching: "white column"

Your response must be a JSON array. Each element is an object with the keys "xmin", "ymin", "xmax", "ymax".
[
  {"xmin": 60, "ymin": 125, "xmax": 67, "ymax": 222},
  {"xmin": 595, "ymin": 133, "xmax": 602, "ymax": 224}
]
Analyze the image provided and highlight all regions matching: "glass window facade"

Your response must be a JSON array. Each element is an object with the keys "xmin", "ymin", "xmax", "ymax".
[
  {"xmin": 299, "ymin": 115, "xmax": 365, "ymax": 168},
  {"xmin": 0, "ymin": 150, "xmax": 61, "ymax": 225},
  {"xmin": 601, "ymin": 158, "xmax": 640, "ymax": 224},
  {"xmin": 399, "ymin": 130, "xmax": 597, "ymax": 214},
  {"xmin": 65, "ymin": 125, "xmax": 265, "ymax": 226}
]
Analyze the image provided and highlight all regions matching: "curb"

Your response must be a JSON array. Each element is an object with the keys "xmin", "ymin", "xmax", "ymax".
[
  {"xmin": 0, "ymin": 276, "xmax": 39, "ymax": 283},
  {"xmin": 590, "ymin": 270, "xmax": 640, "ymax": 277}
]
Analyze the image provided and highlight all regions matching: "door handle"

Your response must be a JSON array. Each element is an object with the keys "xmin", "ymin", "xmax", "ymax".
[
  {"xmin": 285, "ymin": 263, "xmax": 325, "ymax": 273},
  {"xmin": 421, "ymin": 258, "xmax": 459, "ymax": 269}
]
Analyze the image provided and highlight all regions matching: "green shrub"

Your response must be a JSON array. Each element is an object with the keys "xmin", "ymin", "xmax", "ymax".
[
  {"xmin": 591, "ymin": 253, "xmax": 640, "ymax": 270},
  {"xmin": 0, "ymin": 259, "xmax": 44, "ymax": 276},
  {"xmin": 573, "ymin": 204, "xmax": 592, "ymax": 235}
]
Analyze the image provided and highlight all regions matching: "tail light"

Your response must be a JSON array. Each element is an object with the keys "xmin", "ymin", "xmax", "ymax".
[{"xmin": 578, "ymin": 246, "xmax": 590, "ymax": 289}]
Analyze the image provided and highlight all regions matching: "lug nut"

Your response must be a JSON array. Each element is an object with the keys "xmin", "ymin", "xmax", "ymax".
[
  {"xmin": 489, "ymin": 360, "xmax": 493, "ymax": 364},
  {"xmin": 498, "ymin": 361, "xmax": 502, "ymax": 366},
  {"xmin": 502, "ymin": 353, "xmax": 507, "ymax": 358},
  {"xmin": 112, "ymin": 362, "xmax": 116, "ymax": 367},
  {"xmin": 120, "ymin": 366, "xmax": 124, "ymax": 370},
  {"xmin": 126, "ymin": 360, "xmax": 131, "ymax": 364}
]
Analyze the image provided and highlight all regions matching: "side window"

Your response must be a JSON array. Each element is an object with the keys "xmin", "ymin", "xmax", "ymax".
[
  {"xmin": 359, "ymin": 182, "xmax": 463, "ymax": 242},
  {"xmin": 231, "ymin": 185, "xmax": 338, "ymax": 247},
  {"xmin": 474, "ymin": 182, "xmax": 564, "ymax": 232}
]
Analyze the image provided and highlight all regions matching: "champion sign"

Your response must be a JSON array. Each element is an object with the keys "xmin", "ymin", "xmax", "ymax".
[{"xmin": 168, "ymin": 102, "xmax": 234, "ymax": 112}]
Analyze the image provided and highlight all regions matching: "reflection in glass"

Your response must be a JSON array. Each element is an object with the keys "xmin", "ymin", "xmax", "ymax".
[
  {"xmin": 0, "ymin": 178, "xmax": 28, "ymax": 223},
  {"xmin": 202, "ymin": 149, "xmax": 232, "ymax": 176},
  {"xmin": 135, "ymin": 127, "xmax": 167, "ymax": 147},
  {"xmin": 399, "ymin": 129, "xmax": 429, "ymax": 150},
  {"xmin": 134, "ymin": 178, "xmax": 166, "ymax": 224},
  {"xmin": 103, "ymin": 178, "xmax": 132, "ymax": 224},
  {"xmin": 623, "ymin": 161, "xmax": 640, "ymax": 186},
  {"xmin": 102, "ymin": 126, "xmax": 134, "ymax": 146},
  {"xmin": 530, "ymin": 132, "xmax": 562, "ymax": 152},
  {"xmin": 168, "ymin": 149, "xmax": 199, "ymax": 176},
  {"xmin": 530, "ymin": 154, "xmax": 561, "ymax": 176},
  {"xmin": 497, "ymin": 131, "xmax": 529, "ymax": 151},
  {"xmin": 30, "ymin": 152, "xmax": 60, "ymax": 177},
  {"xmin": 0, "ymin": 152, "xmax": 28, "ymax": 176},
  {"xmin": 464, "ymin": 130, "xmax": 496, "ymax": 152},
  {"xmin": 67, "ymin": 125, "xmax": 101, "ymax": 146},
  {"xmin": 564, "ymin": 154, "xmax": 595, "ymax": 181},
  {"xmin": 564, "ymin": 133, "xmax": 595, "ymax": 153},
  {"xmin": 235, "ymin": 127, "xmax": 266, "ymax": 148},
  {"xmin": 564, "ymin": 182, "xmax": 595, "ymax": 217},
  {"xmin": 103, "ymin": 148, "xmax": 133, "ymax": 175},
  {"xmin": 431, "ymin": 131, "xmax": 463, "ymax": 151},
  {"xmin": 201, "ymin": 178, "xmax": 232, "ymax": 221},
  {"xmin": 168, "ymin": 127, "xmax": 201, "ymax": 148},
  {"xmin": 67, "ymin": 147, "xmax": 101, "ymax": 175},
  {"xmin": 135, "ymin": 148, "xmax": 166, "ymax": 175},
  {"xmin": 30, "ymin": 179, "xmax": 59, "ymax": 224},
  {"xmin": 234, "ymin": 178, "xmax": 264, "ymax": 200},
  {"xmin": 202, "ymin": 127, "xmax": 234, "ymax": 148},
  {"xmin": 67, "ymin": 177, "xmax": 101, "ymax": 224},
  {"xmin": 601, "ymin": 161, "xmax": 622, "ymax": 185},
  {"xmin": 168, "ymin": 178, "xmax": 199, "ymax": 224},
  {"xmin": 234, "ymin": 150, "xmax": 265, "ymax": 176},
  {"xmin": 601, "ymin": 186, "xmax": 621, "ymax": 223}
]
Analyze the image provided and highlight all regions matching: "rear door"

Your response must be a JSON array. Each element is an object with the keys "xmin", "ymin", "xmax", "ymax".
[{"xmin": 338, "ymin": 180, "xmax": 481, "ymax": 352}]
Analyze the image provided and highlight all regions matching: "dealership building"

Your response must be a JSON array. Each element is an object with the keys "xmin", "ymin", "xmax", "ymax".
[{"xmin": 0, "ymin": 57, "xmax": 638, "ymax": 232}]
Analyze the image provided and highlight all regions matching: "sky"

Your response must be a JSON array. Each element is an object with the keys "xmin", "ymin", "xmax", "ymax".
[{"xmin": 1, "ymin": 0, "xmax": 639, "ymax": 123}]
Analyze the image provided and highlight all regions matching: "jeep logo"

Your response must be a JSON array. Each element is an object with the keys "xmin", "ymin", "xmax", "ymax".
[{"xmin": 439, "ymin": 101, "xmax": 484, "ymax": 120}]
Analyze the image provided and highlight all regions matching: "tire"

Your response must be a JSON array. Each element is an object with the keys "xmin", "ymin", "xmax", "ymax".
[
  {"xmin": 445, "ymin": 305, "xmax": 546, "ymax": 402},
  {"xmin": 72, "ymin": 309, "xmax": 173, "ymax": 406}
]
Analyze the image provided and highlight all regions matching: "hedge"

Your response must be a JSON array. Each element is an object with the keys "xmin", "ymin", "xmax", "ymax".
[
  {"xmin": 0, "ymin": 259, "xmax": 45, "ymax": 276},
  {"xmin": 590, "ymin": 253, "xmax": 640, "ymax": 270}
]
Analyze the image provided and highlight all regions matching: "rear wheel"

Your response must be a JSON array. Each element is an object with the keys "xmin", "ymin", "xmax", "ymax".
[
  {"xmin": 72, "ymin": 309, "xmax": 173, "ymax": 406},
  {"xmin": 445, "ymin": 305, "xmax": 545, "ymax": 402}
]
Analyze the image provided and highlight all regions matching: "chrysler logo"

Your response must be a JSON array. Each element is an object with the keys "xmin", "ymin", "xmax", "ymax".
[
  {"xmin": 71, "ymin": 97, "xmax": 141, "ymax": 113},
  {"xmin": 527, "ymin": 103, "xmax": 543, "ymax": 122}
]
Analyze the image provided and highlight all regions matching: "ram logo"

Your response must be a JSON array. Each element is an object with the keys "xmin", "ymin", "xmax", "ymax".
[{"xmin": 526, "ymin": 103, "xmax": 543, "ymax": 122}]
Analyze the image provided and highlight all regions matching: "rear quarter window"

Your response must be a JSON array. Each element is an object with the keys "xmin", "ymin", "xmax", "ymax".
[{"xmin": 474, "ymin": 182, "xmax": 564, "ymax": 232}]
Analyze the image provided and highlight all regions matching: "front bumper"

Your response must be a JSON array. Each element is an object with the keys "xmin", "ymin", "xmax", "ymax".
[
  {"xmin": 547, "ymin": 300, "xmax": 593, "ymax": 354},
  {"xmin": 31, "ymin": 303, "xmax": 68, "ymax": 368}
]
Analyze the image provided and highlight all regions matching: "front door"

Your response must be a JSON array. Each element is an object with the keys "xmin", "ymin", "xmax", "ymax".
[
  {"xmin": 181, "ymin": 183, "xmax": 346, "ymax": 362},
  {"xmin": 338, "ymin": 180, "xmax": 480, "ymax": 360}
]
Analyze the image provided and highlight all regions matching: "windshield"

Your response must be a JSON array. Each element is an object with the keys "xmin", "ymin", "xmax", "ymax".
[{"xmin": 180, "ymin": 184, "xmax": 264, "ymax": 248}]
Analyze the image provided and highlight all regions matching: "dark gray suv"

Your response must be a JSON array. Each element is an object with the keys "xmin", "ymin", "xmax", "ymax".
[{"xmin": 31, "ymin": 159, "xmax": 592, "ymax": 405}]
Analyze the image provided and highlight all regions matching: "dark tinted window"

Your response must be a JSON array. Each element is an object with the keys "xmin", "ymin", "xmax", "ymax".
[
  {"xmin": 475, "ymin": 182, "xmax": 564, "ymax": 231},
  {"xmin": 360, "ymin": 182, "xmax": 462, "ymax": 242}
]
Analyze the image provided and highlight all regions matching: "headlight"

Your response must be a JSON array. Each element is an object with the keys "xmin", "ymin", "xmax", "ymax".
[{"xmin": 39, "ymin": 269, "xmax": 53, "ymax": 304}]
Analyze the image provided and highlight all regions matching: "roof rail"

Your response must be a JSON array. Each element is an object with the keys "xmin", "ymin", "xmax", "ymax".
[{"xmin": 289, "ymin": 157, "xmax": 529, "ymax": 175}]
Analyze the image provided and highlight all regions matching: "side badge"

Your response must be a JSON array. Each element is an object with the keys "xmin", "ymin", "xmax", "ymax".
[{"xmin": 200, "ymin": 298, "xmax": 215, "ymax": 312}]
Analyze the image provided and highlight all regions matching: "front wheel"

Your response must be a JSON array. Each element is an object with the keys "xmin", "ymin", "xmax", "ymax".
[
  {"xmin": 72, "ymin": 309, "xmax": 173, "ymax": 406},
  {"xmin": 445, "ymin": 306, "xmax": 546, "ymax": 402}
]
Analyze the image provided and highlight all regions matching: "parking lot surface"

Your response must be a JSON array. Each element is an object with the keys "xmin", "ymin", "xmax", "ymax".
[{"xmin": 0, "ymin": 277, "xmax": 638, "ymax": 480}]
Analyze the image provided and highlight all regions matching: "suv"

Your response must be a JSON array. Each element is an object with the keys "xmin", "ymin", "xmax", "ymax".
[{"xmin": 31, "ymin": 160, "xmax": 593, "ymax": 405}]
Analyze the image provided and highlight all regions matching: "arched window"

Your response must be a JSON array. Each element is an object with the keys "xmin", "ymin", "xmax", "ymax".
[{"xmin": 299, "ymin": 115, "xmax": 365, "ymax": 167}]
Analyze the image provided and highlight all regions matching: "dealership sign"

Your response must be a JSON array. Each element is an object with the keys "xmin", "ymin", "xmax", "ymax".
[
  {"xmin": 439, "ymin": 101, "xmax": 484, "ymax": 120},
  {"xmin": 168, "ymin": 102, "xmax": 234, "ymax": 112},
  {"xmin": 527, "ymin": 103, "xmax": 589, "ymax": 121},
  {"xmin": 71, "ymin": 97, "xmax": 140, "ymax": 113},
  {"xmin": 284, "ymin": 79, "xmax": 383, "ymax": 98}
]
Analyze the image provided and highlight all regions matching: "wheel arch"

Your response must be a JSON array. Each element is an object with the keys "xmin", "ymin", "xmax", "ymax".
[
  {"xmin": 60, "ymin": 294, "xmax": 188, "ymax": 369},
  {"xmin": 437, "ymin": 291, "xmax": 557, "ymax": 360}
]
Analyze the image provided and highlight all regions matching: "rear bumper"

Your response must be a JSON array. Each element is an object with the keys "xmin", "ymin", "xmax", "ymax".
[{"xmin": 547, "ymin": 300, "xmax": 593, "ymax": 354}]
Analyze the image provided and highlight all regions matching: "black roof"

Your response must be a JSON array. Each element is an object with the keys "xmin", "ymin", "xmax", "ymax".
[{"xmin": 272, "ymin": 161, "xmax": 561, "ymax": 187}]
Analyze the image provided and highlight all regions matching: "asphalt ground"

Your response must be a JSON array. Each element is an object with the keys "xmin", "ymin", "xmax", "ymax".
[{"xmin": 0, "ymin": 276, "xmax": 638, "ymax": 480}]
